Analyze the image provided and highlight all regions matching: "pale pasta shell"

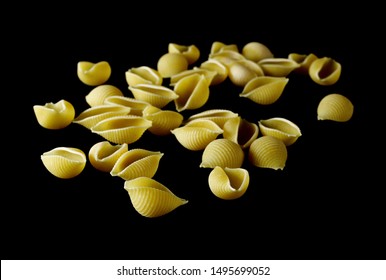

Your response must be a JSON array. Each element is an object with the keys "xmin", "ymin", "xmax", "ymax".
[
  {"xmin": 210, "ymin": 41, "xmax": 239, "ymax": 54},
  {"xmin": 142, "ymin": 105, "xmax": 184, "ymax": 136},
  {"xmin": 228, "ymin": 59, "xmax": 265, "ymax": 87},
  {"xmin": 168, "ymin": 43, "xmax": 200, "ymax": 65},
  {"xmin": 199, "ymin": 59, "xmax": 228, "ymax": 85},
  {"xmin": 125, "ymin": 66, "xmax": 163, "ymax": 87},
  {"xmin": 309, "ymin": 57, "xmax": 341, "ymax": 85},
  {"xmin": 85, "ymin": 84, "xmax": 124, "ymax": 107},
  {"xmin": 91, "ymin": 115, "xmax": 152, "ymax": 144},
  {"xmin": 241, "ymin": 41, "xmax": 274, "ymax": 62},
  {"xmin": 110, "ymin": 149, "xmax": 163, "ymax": 181},
  {"xmin": 317, "ymin": 93, "xmax": 354, "ymax": 122},
  {"xmin": 173, "ymin": 73, "xmax": 210, "ymax": 112},
  {"xmin": 208, "ymin": 166, "xmax": 250, "ymax": 200},
  {"xmin": 77, "ymin": 61, "xmax": 111, "ymax": 86},
  {"xmin": 124, "ymin": 177, "xmax": 188, "ymax": 218},
  {"xmin": 72, "ymin": 104, "xmax": 131, "ymax": 129},
  {"xmin": 104, "ymin": 95, "xmax": 150, "ymax": 116},
  {"xmin": 171, "ymin": 119, "xmax": 223, "ymax": 151},
  {"xmin": 88, "ymin": 141, "xmax": 128, "ymax": 172},
  {"xmin": 248, "ymin": 136, "xmax": 287, "ymax": 170},
  {"xmin": 157, "ymin": 52, "xmax": 189, "ymax": 78},
  {"xmin": 41, "ymin": 147, "xmax": 86, "ymax": 179},
  {"xmin": 223, "ymin": 116, "xmax": 259, "ymax": 149},
  {"xmin": 169, "ymin": 68, "xmax": 217, "ymax": 86},
  {"xmin": 240, "ymin": 76, "xmax": 289, "ymax": 105},
  {"xmin": 209, "ymin": 50, "xmax": 245, "ymax": 68},
  {"xmin": 258, "ymin": 58, "xmax": 300, "ymax": 77},
  {"xmin": 288, "ymin": 53, "xmax": 318, "ymax": 75},
  {"xmin": 33, "ymin": 99, "xmax": 75, "ymax": 130},
  {"xmin": 258, "ymin": 117, "xmax": 302, "ymax": 146},
  {"xmin": 185, "ymin": 109, "xmax": 239, "ymax": 128},
  {"xmin": 129, "ymin": 84, "xmax": 179, "ymax": 109},
  {"xmin": 200, "ymin": 138, "xmax": 245, "ymax": 168}
]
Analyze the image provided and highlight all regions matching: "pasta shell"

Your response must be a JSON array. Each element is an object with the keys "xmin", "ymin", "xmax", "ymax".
[
  {"xmin": 91, "ymin": 115, "xmax": 152, "ymax": 144},
  {"xmin": 85, "ymin": 84, "xmax": 124, "ymax": 107},
  {"xmin": 258, "ymin": 117, "xmax": 302, "ymax": 146},
  {"xmin": 309, "ymin": 57, "xmax": 342, "ymax": 85},
  {"xmin": 241, "ymin": 41, "xmax": 274, "ymax": 62},
  {"xmin": 41, "ymin": 147, "xmax": 86, "ymax": 179},
  {"xmin": 124, "ymin": 177, "xmax": 188, "ymax": 218},
  {"xmin": 248, "ymin": 135, "xmax": 287, "ymax": 170},
  {"xmin": 209, "ymin": 50, "xmax": 246, "ymax": 68},
  {"xmin": 72, "ymin": 104, "xmax": 131, "ymax": 130},
  {"xmin": 125, "ymin": 66, "xmax": 163, "ymax": 87},
  {"xmin": 171, "ymin": 119, "xmax": 223, "ymax": 151},
  {"xmin": 317, "ymin": 93, "xmax": 354, "ymax": 122},
  {"xmin": 199, "ymin": 59, "xmax": 228, "ymax": 85},
  {"xmin": 129, "ymin": 84, "xmax": 178, "ymax": 109},
  {"xmin": 168, "ymin": 43, "xmax": 200, "ymax": 65},
  {"xmin": 142, "ymin": 105, "xmax": 184, "ymax": 136},
  {"xmin": 240, "ymin": 76, "xmax": 289, "ymax": 105},
  {"xmin": 258, "ymin": 58, "xmax": 300, "ymax": 77},
  {"xmin": 33, "ymin": 99, "xmax": 75, "ymax": 130},
  {"xmin": 210, "ymin": 41, "xmax": 239, "ymax": 54},
  {"xmin": 185, "ymin": 109, "xmax": 239, "ymax": 128},
  {"xmin": 200, "ymin": 138, "xmax": 245, "ymax": 169},
  {"xmin": 223, "ymin": 116, "xmax": 259, "ymax": 149},
  {"xmin": 77, "ymin": 61, "xmax": 111, "ymax": 86},
  {"xmin": 157, "ymin": 52, "xmax": 189, "ymax": 78},
  {"xmin": 208, "ymin": 166, "xmax": 250, "ymax": 200},
  {"xmin": 173, "ymin": 73, "xmax": 210, "ymax": 112},
  {"xmin": 88, "ymin": 141, "xmax": 128, "ymax": 172},
  {"xmin": 104, "ymin": 95, "xmax": 150, "ymax": 116},
  {"xmin": 288, "ymin": 53, "xmax": 318, "ymax": 74},
  {"xmin": 228, "ymin": 59, "xmax": 264, "ymax": 87},
  {"xmin": 110, "ymin": 149, "xmax": 163, "ymax": 181},
  {"xmin": 169, "ymin": 68, "xmax": 217, "ymax": 86}
]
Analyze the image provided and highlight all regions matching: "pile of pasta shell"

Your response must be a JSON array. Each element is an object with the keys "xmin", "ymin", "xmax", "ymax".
[{"xmin": 33, "ymin": 41, "xmax": 354, "ymax": 218}]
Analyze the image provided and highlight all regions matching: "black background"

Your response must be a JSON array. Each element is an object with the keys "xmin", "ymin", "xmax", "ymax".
[{"xmin": 5, "ymin": 5, "xmax": 384, "ymax": 261}]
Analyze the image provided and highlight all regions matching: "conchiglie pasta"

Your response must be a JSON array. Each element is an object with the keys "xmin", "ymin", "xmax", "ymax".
[
  {"xmin": 317, "ymin": 93, "xmax": 354, "ymax": 122},
  {"xmin": 309, "ymin": 57, "xmax": 341, "ymax": 85},
  {"xmin": 258, "ymin": 117, "xmax": 302, "ymax": 146},
  {"xmin": 241, "ymin": 41, "xmax": 274, "ymax": 62},
  {"xmin": 125, "ymin": 66, "xmax": 163, "ymax": 87},
  {"xmin": 142, "ymin": 105, "xmax": 184, "ymax": 136},
  {"xmin": 248, "ymin": 136, "xmax": 287, "ymax": 170},
  {"xmin": 33, "ymin": 99, "xmax": 75, "ymax": 130},
  {"xmin": 168, "ymin": 43, "xmax": 200, "ymax": 65},
  {"xmin": 223, "ymin": 116, "xmax": 259, "ymax": 149},
  {"xmin": 157, "ymin": 52, "xmax": 189, "ymax": 78},
  {"xmin": 85, "ymin": 84, "xmax": 124, "ymax": 107},
  {"xmin": 199, "ymin": 59, "xmax": 228, "ymax": 85},
  {"xmin": 129, "ymin": 84, "xmax": 179, "ymax": 109},
  {"xmin": 88, "ymin": 141, "xmax": 128, "ymax": 172},
  {"xmin": 77, "ymin": 61, "xmax": 111, "ymax": 86},
  {"xmin": 185, "ymin": 109, "xmax": 239, "ymax": 128},
  {"xmin": 104, "ymin": 95, "xmax": 150, "ymax": 116}
]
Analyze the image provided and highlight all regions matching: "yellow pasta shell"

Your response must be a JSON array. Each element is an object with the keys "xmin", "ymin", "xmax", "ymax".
[
  {"xmin": 309, "ymin": 57, "xmax": 341, "ymax": 85},
  {"xmin": 199, "ymin": 59, "xmax": 229, "ymax": 85},
  {"xmin": 223, "ymin": 116, "xmax": 259, "ymax": 149},
  {"xmin": 169, "ymin": 68, "xmax": 217, "ymax": 86},
  {"xmin": 240, "ymin": 76, "xmax": 289, "ymax": 105},
  {"xmin": 168, "ymin": 43, "xmax": 200, "ymax": 65},
  {"xmin": 157, "ymin": 52, "xmax": 189, "ymax": 78},
  {"xmin": 209, "ymin": 50, "xmax": 246, "ymax": 68},
  {"xmin": 200, "ymin": 138, "xmax": 245, "ymax": 168},
  {"xmin": 110, "ymin": 149, "xmax": 163, "ymax": 181},
  {"xmin": 288, "ymin": 53, "xmax": 318, "ymax": 75},
  {"xmin": 88, "ymin": 141, "xmax": 128, "ymax": 172},
  {"xmin": 125, "ymin": 66, "xmax": 163, "ymax": 87},
  {"xmin": 41, "ymin": 147, "xmax": 86, "ymax": 179},
  {"xmin": 142, "ymin": 105, "xmax": 184, "ymax": 136},
  {"xmin": 129, "ymin": 84, "xmax": 178, "ymax": 109},
  {"xmin": 124, "ymin": 177, "xmax": 188, "ymax": 218},
  {"xmin": 208, "ymin": 166, "xmax": 250, "ymax": 200},
  {"xmin": 104, "ymin": 95, "xmax": 150, "ymax": 116},
  {"xmin": 171, "ymin": 119, "xmax": 223, "ymax": 151},
  {"xmin": 241, "ymin": 41, "xmax": 274, "ymax": 62},
  {"xmin": 258, "ymin": 58, "xmax": 300, "ymax": 77},
  {"xmin": 185, "ymin": 109, "xmax": 239, "ymax": 128},
  {"xmin": 91, "ymin": 115, "xmax": 152, "ymax": 144},
  {"xmin": 317, "ymin": 93, "xmax": 354, "ymax": 122},
  {"xmin": 77, "ymin": 61, "xmax": 111, "ymax": 86},
  {"xmin": 85, "ymin": 84, "xmax": 124, "ymax": 107},
  {"xmin": 248, "ymin": 136, "xmax": 287, "ymax": 170},
  {"xmin": 210, "ymin": 41, "xmax": 239, "ymax": 55},
  {"xmin": 258, "ymin": 117, "xmax": 302, "ymax": 146},
  {"xmin": 228, "ymin": 59, "xmax": 265, "ymax": 87},
  {"xmin": 33, "ymin": 99, "xmax": 75, "ymax": 130}
]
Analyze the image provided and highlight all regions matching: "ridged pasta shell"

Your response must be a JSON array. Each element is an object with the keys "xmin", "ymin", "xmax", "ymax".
[
  {"xmin": 168, "ymin": 43, "xmax": 200, "ymax": 65},
  {"xmin": 124, "ymin": 177, "xmax": 188, "ymax": 218},
  {"xmin": 248, "ymin": 135, "xmax": 287, "ymax": 170},
  {"xmin": 173, "ymin": 73, "xmax": 210, "ymax": 112},
  {"xmin": 142, "ymin": 105, "xmax": 184, "ymax": 136},
  {"xmin": 91, "ymin": 115, "xmax": 152, "ymax": 144},
  {"xmin": 41, "ymin": 147, "xmax": 86, "ymax": 179},
  {"xmin": 157, "ymin": 52, "xmax": 189, "ymax": 78},
  {"xmin": 240, "ymin": 76, "xmax": 289, "ymax": 105},
  {"xmin": 33, "ymin": 99, "xmax": 75, "ymax": 130},
  {"xmin": 199, "ymin": 59, "xmax": 228, "ymax": 85},
  {"xmin": 169, "ymin": 68, "xmax": 217, "ymax": 86},
  {"xmin": 228, "ymin": 59, "xmax": 265, "ymax": 87},
  {"xmin": 258, "ymin": 117, "xmax": 302, "ymax": 146},
  {"xmin": 258, "ymin": 58, "xmax": 300, "ymax": 77},
  {"xmin": 317, "ymin": 93, "xmax": 354, "ymax": 122},
  {"xmin": 309, "ymin": 57, "xmax": 342, "ymax": 85},
  {"xmin": 129, "ymin": 84, "xmax": 179, "ymax": 109},
  {"xmin": 210, "ymin": 41, "xmax": 239, "ymax": 54},
  {"xmin": 104, "ymin": 95, "xmax": 150, "ymax": 116},
  {"xmin": 208, "ymin": 166, "xmax": 250, "ymax": 200},
  {"xmin": 200, "ymin": 138, "xmax": 245, "ymax": 168},
  {"xmin": 77, "ymin": 61, "xmax": 111, "ymax": 86},
  {"xmin": 88, "ymin": 141, "xmax": 128, "ymax": 172},
  {"xmin": 110, "ymin": 149, "xmax": 163, "ymax": 181},
  {"xmin": 241, "ymin": 41, "xmax": 274, "ymax": 62},
  {"xmin": 85, "ymin": 84, "xmax": 124, "ymax": 107},
  {"xmin": 288, "ymin": 53, "xmax": 318, "ymax": 75},
  {"xmin": 72, "ymin": 104, "xmax": 131, "ymax": 129},
  {"xmin": 185, "ymin": 109, "xmax": 239, "ymax": 128},
  {"xmin": 171, "ymin": 119, "xmax": 223, "ymax": 151},
  {"xmin": 125, "ymin": 66, "xmax": 163, "ymax": 87},
  {"xmin": 209, "ymin": 50, "xmax": 246, "ymax": 68},
  {"xmin": 223, "ymin": 116, "xmax": 259, "ymax": 149}
]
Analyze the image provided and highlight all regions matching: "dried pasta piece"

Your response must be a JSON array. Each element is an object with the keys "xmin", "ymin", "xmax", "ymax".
[
  {"xmin": 41, "ymin": 147, "xmax": 86, "ymax": 179},
  {"xmin": 171, "ymin": 119, "xmax": 223, "ymax": 151},
  {"xmin": 85, "ymin": 84, "xmax": 124, "ymax": 107},
  {"xmin": 248, "ymin": 135, "xmax": 287, "ymax": 170},
  {"xmin": 129, "ymin": 84, "xmax": 179, "ymax": 109},
  {"xmin": 77, "ymin": 61, "xmax": 111, "ymax": 86},
  {"xmin": 124, "ymin": 177, "xmax": 188, "ymax": 218},
  {"xmin": 288, "ymin": 53, "xmax": 318, "ymax": 75},
  {"xmin": 209, "ymin": 50, "xmax": 245, "ymax": 68},
  {"xmin": 200, "ymin": 138, "xmax": 245, "ymax": 168},
  {"xmin": 157, "ymin": 52, "xmax": 189, "ymax": 78},
  {"xmin": 317, "ymin": 93, "xmax": 354, "ymax": 122},
  {"xmin": 228, "ymin": 59, "xmax": 265, "ymax": 87},
  {"xmin": 309, "ymin": 57, "xmax": 341, "ymax": 85},
  {"xmin": 104, "ymin": 95, "xmax": 150, "ymax": 116},
  {"xmin": 169, "ymin": 68, "xmax": 217, "ymax": 86},
  {"xmin": 199, "ymin": 59, "xmax": 228, "ymax": 85},
  {"xmin": 125, "ymin": 66, "xmax": 163, "ymax": 87},
  {"xmin": 142, "ymin": 105, "xmax": 184, "ymax": 136},
  {"xmin": 168, "ymin": 43, "xmax": 200, "ymax": 65},
  {"xmin": 223, "ymin": 116, "xmax": 259, "ymax": 149},
  {"xmin": 88, "ymin": 141, "xmax": 128, "ymax": 172},
  {"xmin": 33, "ymin": 99, "xmax": 75, "ymax": 130},
  {"xmin": 185, "ymin": 109, "xmax": 239, "ymax": 128},
  {"xmin": 258, "ymin": 117, "xmax": 302, "ymax": 146},
  {"xmin": 258, "ymin": 58, "xmax": 300, "ymax": 77},
  {"xmin": 208, "ymin": 166, "xmax": 250, "ymax": 200},
  {"xmin": 110, "ymin": 149, "xmax": 163, "ymax": 181},
  {"xmin": 210, "ymin": 41, "xmax": 239, "ymax": 54},
  {"xmin": 241, "ymin": 41, "xmax": 274, "ymax": 62}
]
